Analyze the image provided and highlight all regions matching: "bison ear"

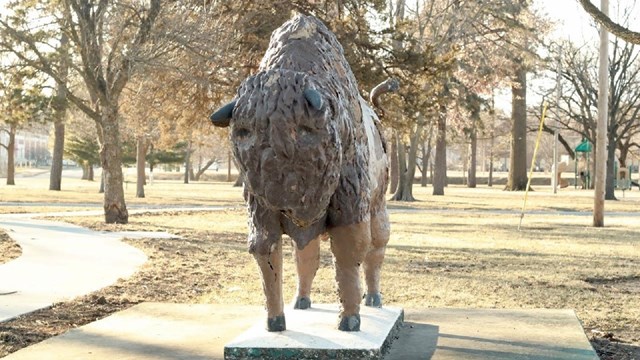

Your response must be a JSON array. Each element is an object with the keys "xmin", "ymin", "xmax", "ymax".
[
  {"xmin": 209, "ymin": 100, "xmax": 236, "ymax": 128},
  {"xmin": 303, "ymin": 89, "xmax": 323, "ymax": 111}
]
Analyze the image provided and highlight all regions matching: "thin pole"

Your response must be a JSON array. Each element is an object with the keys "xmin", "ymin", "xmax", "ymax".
[
  {"xmin": 593, "ymin": 0, "xmax": 608, "ymax": 227},
  {"xmin": 553, "ymin": 44, "xmax": 563, "ymax": 194},
  {"xmin": 519, "ymin": 103, "xmax": 548, "ymax": 231}
]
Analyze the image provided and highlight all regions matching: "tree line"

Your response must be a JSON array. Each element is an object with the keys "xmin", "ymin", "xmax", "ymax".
[{"xmin": 1, "ymin": 0, "xmax": 639, "ymax": 223}]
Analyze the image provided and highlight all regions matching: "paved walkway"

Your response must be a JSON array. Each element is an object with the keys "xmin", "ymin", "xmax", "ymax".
[
  {"xmin": 3, "ymin": 303, "xmax": 598, "ymax": 359},
  {"xmin": 0, "ymin": 213, "xmax": 178, "ymax": 322}
]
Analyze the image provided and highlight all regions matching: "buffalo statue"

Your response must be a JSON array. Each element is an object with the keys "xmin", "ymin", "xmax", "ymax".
[{"xmin": 209, "ymin": 14, "xmax": 396, "ymax": 332}]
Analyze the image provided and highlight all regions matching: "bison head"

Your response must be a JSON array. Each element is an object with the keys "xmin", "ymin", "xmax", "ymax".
[{"xmin": 210, "ymin": 69, "xmax": 342, "ymax": 227}]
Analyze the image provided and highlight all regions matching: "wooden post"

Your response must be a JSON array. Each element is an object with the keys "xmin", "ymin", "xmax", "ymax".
[{"xmin": 593, "ymin": 0, "xmax": 608, "ymax": 227}]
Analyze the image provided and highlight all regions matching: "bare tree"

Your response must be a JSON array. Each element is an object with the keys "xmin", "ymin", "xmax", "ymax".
[
  {"xmin": 549, "ymin": 38, "xmax": 640, "ymax": 199},
  {"xmin": 387, "ymin": 0, "xmax": 545, "ymax": 196},
  {"xmin": 1, "ymin": 0, "xmax": 162, "ymax": 223},
  {"xmin": 0, "ymin": 64, "xmax": 48, "ymax": 185}
]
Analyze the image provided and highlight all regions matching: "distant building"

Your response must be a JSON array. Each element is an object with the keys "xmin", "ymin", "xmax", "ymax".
[{"xmin": 0, "ymin": 125, "xmax": 51, "ymax": 177}]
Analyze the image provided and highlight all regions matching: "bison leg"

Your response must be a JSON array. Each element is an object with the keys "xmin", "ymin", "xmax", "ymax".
[
  {"xmin": 364, "ymin": 210, "xmax": 390, "ymax": 307},
  {"xmin": 254, "ymin": 240, "xmax": 285, "ymax": 331},
  {"xmin": 293, "ymin": 235, "xmax": 321, "ymax": 310},
  {"xmin": 328, "ymin": 221, "xmax": 371, "ymax": 331}
]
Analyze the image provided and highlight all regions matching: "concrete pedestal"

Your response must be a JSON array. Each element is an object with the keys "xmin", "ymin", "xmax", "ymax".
[
  {"xmin": 4, "ymin": 303, "xmax": 598, "ymax": 360},
  {"xmin": 224, "ymin": 304, "xmax": 403, "ymax": 359}
]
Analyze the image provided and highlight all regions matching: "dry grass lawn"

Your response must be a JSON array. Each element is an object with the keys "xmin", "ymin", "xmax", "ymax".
[
  {"xmin": 0, "ymin": 176, "xmax": 242, "ymax": 214},
  {"xmin": 1, "ymin": 178, "xmax": 639, "ymax": 358}
]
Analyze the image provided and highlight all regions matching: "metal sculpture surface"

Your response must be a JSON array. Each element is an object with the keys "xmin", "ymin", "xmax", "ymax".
[{"xmin": 210, "ymin": 14, "xmax": 395, "ymax": 332}]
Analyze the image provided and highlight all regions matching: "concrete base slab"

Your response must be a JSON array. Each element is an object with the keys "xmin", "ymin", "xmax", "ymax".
[
  {"xmin": 224, "ymin": 304, "xmax": 404, "ymax": 359},
  {"xmin": 4, "ymin": 303, "xmax": 256, "ymax": 360},
  {"xmin": 4, "ymin": 304, "xmax": 598, "ymax": 360},
  {"xmin": 385, "ymin": 308, "xmax": 598, "ymax": 360}
]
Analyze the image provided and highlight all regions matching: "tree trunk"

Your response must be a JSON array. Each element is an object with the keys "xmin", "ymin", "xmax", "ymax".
[
  {"xmin": 88, "ymin": 164, "xmax": 94, "ymax": 181},
  {"xmin": 421, "ymin": 142, "xmax": 428, "ymax": 187},
  {"xmin": 49, "ymin": 121, "xmax": 65, "ymax": 190},
  {"xmin": 99, "ymin": 107, "xmax": 128, "ymax": 224},
  {"xmin": 467, "ymin": 111, "xmax": 478, "ymax": 188},
  {"xmin": 389, "ymin": 133, "xmax": 399, "ymax": 194},
  {"xmin": 184, "ymin": 141, "xmax": 191, "ymax": 184},
  {"xmin": 506, "ymin": 62, "xmax": 528, "ymax": 191},
  {"xmin": 421, "ymin": 126, "xmax": 433, "ymax": 187},
  {"xmin": 605, "ymin": 132, "xmax": 616, "ymax": 200},
  {"xmin": 99, "ymin": 170, "xmax": 105, "ymax": 193},
  {"xmin": 392, "ymin": 117, "xmax": 424, "ymax": 201},
  {"xmin": 429, "ymin": 161, "xmax": 433, "ymax": 184},
  {"xmin": 406, "ymin": 118, "xmax": 425, "ymax": 199},
  {"xmin": 618, "ymin": 146, "xmax": 628, "ymax": 168},
  {"xmin": 390, "ymin": 0, "xmax": 404, "ymax": 195},
  {"xmin": 6, "ymin": 124, "xmax": 16, "ymax": 185},
  {"xmin": 136, "ymin": 136, "xmax": 146, "ymax": 198},
  {"xmin": 488, "ymin": 100, "xmax": 495, "ymax": 187},
  {"xmin": 81, "ymin": 162, "xmax": 89, "ymax": 180},
  {"xmin": 488, "ymin": 153, "xmax": 494, "ymax": 187},
  {"xmin": 49, "ymin": 33, "xmax": 68, "ymax": 191},
  {"xmin": 433, "ymin": 106, "xmax": 447, "ymax": 196},
  {"xmin": 391, "ymin": 141, "xmax": 407, "ymax": 200},
  {"xmin": 194, "ymin": 158, "xmax": 216, "ymax": 181},
  {"xmin": 402, "ymin": 124, "xmax": 421, "ymax": 200},
  {"xmin": 227, "ymin": 150, "xmax": 232, "ymax": 182},
  {"xmin": 234, "ymin": 175, "xmax": 243, "ymax": 187}
]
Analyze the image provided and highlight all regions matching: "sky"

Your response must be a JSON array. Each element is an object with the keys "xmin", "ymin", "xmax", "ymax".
[
  {"xmin": 536, "ymin": 0, "xmax": 596, "ymax": 44},
  {"xmin": 539, "ymin": 0, "xmax": 640, "ymax": 43},
  {"xmin": 496, "ymin": 0, "xmax": 640, "ymax": 114}
]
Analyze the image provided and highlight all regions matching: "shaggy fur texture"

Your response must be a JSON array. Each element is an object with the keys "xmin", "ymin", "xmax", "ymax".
[
  {"xmin": 210, "ymin": 13, "xmax": 391, "ymax": 333},
  {"xmin": 228, "ymin": 14, "xmax": 382, "ymax": 253}
]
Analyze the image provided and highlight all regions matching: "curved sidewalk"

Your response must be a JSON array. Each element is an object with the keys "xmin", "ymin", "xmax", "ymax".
[{"xmin": 0, "ymin": 215, "xmax": 175, "ymax": 322}]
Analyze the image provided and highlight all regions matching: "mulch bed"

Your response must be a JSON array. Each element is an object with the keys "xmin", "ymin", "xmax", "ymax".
[{"xmin": 0, "ymin": 231, "xmax": 21, "ymax": 265}]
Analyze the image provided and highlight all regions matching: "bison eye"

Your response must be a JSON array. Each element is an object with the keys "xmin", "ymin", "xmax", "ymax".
[{"xmin": 233, "ymin": 128, "xmax": 251, "ymax": 139}]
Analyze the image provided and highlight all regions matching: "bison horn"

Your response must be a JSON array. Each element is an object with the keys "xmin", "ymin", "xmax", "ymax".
[
  {"xmin": 209, "ymin": 100, "xmax": 236, "ymax": 128},
  {"xmin": 370, "ymin": 78, "xmax": 400, "ymax": 118},
  {"xmin": 303, "ymin": 89, "xmax": 323, "ymax": 111}
]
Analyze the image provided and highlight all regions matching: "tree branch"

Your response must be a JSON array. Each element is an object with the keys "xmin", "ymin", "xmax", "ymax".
[
  {"xmin": 577, "ymin": 0, "xmax": 640, "ymax": 45},
  {"xmin": 110, "ymin": 0, "xmax": 162, "ymax": 97}
]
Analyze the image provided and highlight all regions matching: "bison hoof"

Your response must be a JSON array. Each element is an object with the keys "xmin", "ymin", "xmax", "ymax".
[
  {"xmin": 365, "ymin": 292, "xmax": 383, "ymax": 307},
  {"xmin": 338, "ymin": 314, "xmax": 361, "ymax": 331},
  {"xmin": 294, "ymin": 296, "xmax": 311, "ymax": 310},
  {"xmin": 267, "ymin": 315, "xmax": 286, "ymax": 332}
]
